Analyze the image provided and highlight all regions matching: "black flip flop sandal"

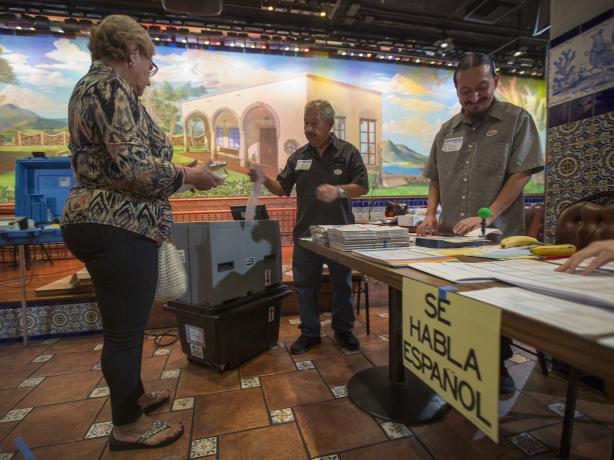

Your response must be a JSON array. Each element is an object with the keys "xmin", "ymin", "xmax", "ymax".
[{"xmin": 109, "ymin": 419, "xmax": 184, "ymax": 451}]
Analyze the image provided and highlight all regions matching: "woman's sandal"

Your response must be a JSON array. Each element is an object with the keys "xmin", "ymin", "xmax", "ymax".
[
  {"xmin": 142, "ymin": 390, "xmax": 170, "ymax": 414},
  {"xmin": 109, "ymin": 419, "xmax": 184, "ymax": 451}
]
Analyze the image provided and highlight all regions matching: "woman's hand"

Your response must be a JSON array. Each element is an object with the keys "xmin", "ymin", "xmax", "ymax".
[
  {"xmin": 555, "ymin": 239, "xmax": 614, "ymax": 275},
  {"xmin": 183, "ymin": 162, "xmax": 224, "ymax": 191}
]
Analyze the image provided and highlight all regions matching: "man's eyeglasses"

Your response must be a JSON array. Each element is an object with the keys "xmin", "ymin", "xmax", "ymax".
[{"xmin": 150, "ymin": 61, "xmax": 158, "ymax": 77}]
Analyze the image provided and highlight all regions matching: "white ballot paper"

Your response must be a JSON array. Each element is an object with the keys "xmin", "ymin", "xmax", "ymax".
[
  {"xmin": 245, "ymin": 168, "xmax": 263, "ymax": 221},
  {"xmin": 461, "ymin": 287, "xmax": 614, "ymax": 336},
  {"xmin": 410, "ymin": 259, "xmax": 614, "ymax": 310}
]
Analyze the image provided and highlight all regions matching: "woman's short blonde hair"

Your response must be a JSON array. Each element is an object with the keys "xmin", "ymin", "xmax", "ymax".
[{"xmin": 88, "ymin": 15, "xmax": 155, "ymax": 61}]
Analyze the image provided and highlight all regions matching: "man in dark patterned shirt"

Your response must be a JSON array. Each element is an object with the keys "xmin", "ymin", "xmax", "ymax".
[{"xmin": 249, "ymin": 100, "xmax": 368, "ymax": 354}]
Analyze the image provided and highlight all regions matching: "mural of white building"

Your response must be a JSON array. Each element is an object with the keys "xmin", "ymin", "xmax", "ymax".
[{"xmin": 181, "ymin": 73, "xmax": 383, "ymax": 172}]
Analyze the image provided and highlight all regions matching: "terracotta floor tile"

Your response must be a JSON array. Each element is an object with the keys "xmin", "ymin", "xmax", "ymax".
[
  {"xmin": 28, "ymin": 437, "xmax": 107, "ymax": 460},
  {"xmin": 94, "ymin": 397, "xmax": 112, "ymax": 423},
  {"xmin": 0, "ymin": 344, "xmax": 51, "ymax": 366},
  {"xmin": 46, "ymin": 335, "xmax": 103, "ymax": 354},
  {"xmin": 32, "ymin": 351, "xmax": 101, "ymax": 377},
  {"xmin": 193, "ymin": 387, "xmax": 269, "ymax": 437},
  {"xmin": 140, "ymin": 356, "xmax": 167, "ymax": 381},
  {"xmin": 16, "ymin": 371, "xmax": 100, "ymax": 408},
  {"xmin": 531, "ymin": 420, "xmax": 614, "ymax": 460},
  {"xmin": 0, "ymin": 421, "xmax": 19, "ymax": 445},
  {"xmin": 261, "ymin": 369, "xmax": 333, "ymax": 409},
  {"xmin": 340, "ymin": 438, "xmax": 432, "ymax": 460},
  {"xmin": 512, "ymin": 362, "xmax": 570, "ymax": 406},
  {"xmin": 218, "ymin": 423, "xmax": 308, "ymax": 460},
  {"xmin": 313, "ymin": 354, "xmax": 373, "ymax": 387},
  {"xmin": 498, "ymin": 391, "xmax": 560, "ymax": 435},
  {"xmin": 0, "ymin": 363, "xmax": 42, "ymax": 389},
  {"xmin": 574, "ymin": 388, "xmax": 614, "ymax": 428},
  {"xmin": 411, "ymin": 409, "xmax": 526, "ymax": 459},
  {"xmin": 360, "ymin": 342, "xmax": 389, "ymax": 367},
  {"xmin": 348, "ymin": 324, "xmax": 390, "ymax": 345},
  {"xmin": 294, "ymin": 398, "xmax": 386, "ymax": 457},
  {"xmin": 239, "ymin": 348, "xmax": 296, "ymax": 378},
  {"xmin": 175, "ymin": 364, "xmax": 240, "ymax": 398},
  {"xmin": 1, "ymin": 398, "xmax": 104, "ymax": 452},
  {"xmin": 165, "ymin": 349, "xmax": 190, "ymax": 370},
  {"xmin": 0, "ymin": 387, "xmax": 33, "ymax": 417},
  {"xmin": 290, "ymin": 336, "xmax": 345, "ymax": 362},
  {"xmin": 100, "ymin": 410, "xmax": 193, "ymax": 460},
  {"xmin": 278, "ymin": 321, "xmax": 301, "ymax": 342}
]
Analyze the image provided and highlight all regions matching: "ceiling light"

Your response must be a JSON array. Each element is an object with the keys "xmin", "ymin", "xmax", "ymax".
[
  {"xmin": 320, "ymin": 11, "xmax": 326, "ymax": 17},
  {"xmin": 513, "ymin": 50, "xmax": 523, "ymax": 57}
]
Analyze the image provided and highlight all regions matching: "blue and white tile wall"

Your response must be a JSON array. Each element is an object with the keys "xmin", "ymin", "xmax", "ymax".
[{"xmin": 545, "ymin": 8, "xmax": 614, "ymax": 242}]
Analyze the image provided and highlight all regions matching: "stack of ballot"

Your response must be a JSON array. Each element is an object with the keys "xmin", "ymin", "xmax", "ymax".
[
  {"xmin": 309, "ymin": 225, "xmax": 339, "ymax": 245},
  {"xmin": 324, "ymin": 224, "xmax": 410, "ymax": 250}
]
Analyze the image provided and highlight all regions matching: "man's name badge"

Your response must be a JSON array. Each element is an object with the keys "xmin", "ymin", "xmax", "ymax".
[
  {"xmin": 442, "ymin": 136, "xmax": 463, "ymax": 152},
  {"xmin": 296, "ymin": 159, "xmax": 312, "ymax": 170},
  {"xmin": 486, "ymin": 129, "xmax": 498, "ymax": 137},
  {"xmin": 334, "ymin": 169, "xmax": 343, "ymax": 175}
]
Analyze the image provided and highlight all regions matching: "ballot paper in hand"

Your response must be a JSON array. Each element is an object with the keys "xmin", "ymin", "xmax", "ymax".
[{"xmin": 245, "ymin": 167, "xmax": 264, "ymax": 221}]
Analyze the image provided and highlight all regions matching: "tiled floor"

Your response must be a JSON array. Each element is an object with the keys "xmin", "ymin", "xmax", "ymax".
[{"xmin": 0, "ymin": 306, "xmax": 613, "ymax": 459}]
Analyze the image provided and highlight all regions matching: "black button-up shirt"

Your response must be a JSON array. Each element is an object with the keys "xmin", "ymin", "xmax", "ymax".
[{"xmin": 277, "ymin": 134, "xmax": 368, "ymax": 241}]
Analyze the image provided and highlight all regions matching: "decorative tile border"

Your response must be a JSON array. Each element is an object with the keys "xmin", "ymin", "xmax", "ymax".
[
  {"xmin": 0, "ymin": 302, "xmax": 102, "ymax": 341},
  {"xmin": 0, "ymin": 452, "xmax": 14, "ymax": 460},
  {"xmin": 18, "ymin": 377, "xmax": 45, "ymax": 388},
  {"xmin": 270, "ymin": 408, "xmax": 294, "ymax": 424},
  {"xmin": 377, "ymin": 313, "xmax": 389, "ymax": 319},
  {"xmin": 84, "ymin": 421, "xmax": 113, "ymax": 439},
  {"xmin": 508, "ymin": 432, "xmax": 550, "ymax": 456},
  {"xmin": 0, "ymin": 408, "xmax": 32, "ymax": 423},
  {"xmin": 271, "ymin": 342, "xmax": 285, "ymax": 350},
  {"xmin": 288, "ymin": 318, "xmax": 301, "ymax": 325},
  {"xmin": 89, "ymin": 387, "xmax": 110, "ymax": 398},
  {"xmin": 240, "ymin": 377, "xmax": 261, "ymax": 389},
  {"xmin": 93, "ymin": 343, "xmax": 103, "ymax": 351},
  {"xmin": 172, "ymin": 397, "xmax": 195, "ymax": 411},
  {"xmin": 191, "ymin": 437, "xmax": 217, "ymax": 458},
  {"xmin": 380, "ymin": 421, "xmax": 412, "ymax": 439},
  {"xmin": 295, "ymin": 360, "xmax": 315, "ymax": 371},
  {"xmin": 330, "ymin": 385, "xmax": 348, "ymax": 399},
  {"xmin": 32, "ymin": 354, "xmax": 53, "ymax": 363},
  {"xmin": 378, "ymin": 334, "xmax": 389, "ymax": 342},
  {"xmin": 91, "ymin": 362, "xmax": 102, "ymax": 371},
  {"xmin": 313, "ymin": 455, "xmax": 340, "ymax": 460}
]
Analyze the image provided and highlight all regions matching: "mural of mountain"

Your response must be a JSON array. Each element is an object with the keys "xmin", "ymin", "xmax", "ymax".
[
  {"xmin": 380, "ymin": 139, "xmax": 427, "ymax": 164},
  {"xmin": 0, "ymin": 104, "xmax": 67, "ymax": 132}
]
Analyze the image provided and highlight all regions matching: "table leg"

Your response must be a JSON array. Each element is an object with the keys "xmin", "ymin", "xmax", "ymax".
[
  {"xmin": 559, "ymin": 367, "xmax": 580, "ymax": 458},
  {"xmin": 347, "ymin": 286, "xmax": 448, "ymax": 424},
  {"xmin": 18, "ymin": 244, "xmax": 29, "ymax": 346}
]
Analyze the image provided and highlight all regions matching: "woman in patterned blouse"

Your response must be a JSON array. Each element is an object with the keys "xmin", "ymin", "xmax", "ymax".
[{"xmin": 60, "ymin": 15, "xmax": 222, "ymax": 451}]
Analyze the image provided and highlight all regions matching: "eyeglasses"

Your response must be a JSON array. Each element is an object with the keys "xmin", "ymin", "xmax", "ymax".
[{"xmin": 150, "ymin": 61, "xmax": 158, "ymax": 77}]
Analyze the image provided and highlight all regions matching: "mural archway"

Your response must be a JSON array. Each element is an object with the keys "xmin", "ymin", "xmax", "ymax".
[
  {"xmin": 241, "ymin": 102, "xmax": 279, "ymax": 171},
  {"xmin": 183, "ymin": 111, "xmax": 211, "ymax": 155}
]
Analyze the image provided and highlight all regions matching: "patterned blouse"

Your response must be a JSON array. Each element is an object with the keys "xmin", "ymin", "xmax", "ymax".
[{"xmin": 61, "ymin": 60, "xmax": 184, "ymax": 243}]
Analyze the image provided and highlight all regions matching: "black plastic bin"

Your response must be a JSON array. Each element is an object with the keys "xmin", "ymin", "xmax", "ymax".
[{"xmin": 165, "ymin": 284, "xmax": 291, "ymax": 371}]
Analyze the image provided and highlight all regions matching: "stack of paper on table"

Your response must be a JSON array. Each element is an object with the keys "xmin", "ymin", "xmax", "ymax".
[
  {"xmin": 409, "ymin": 259, "xmax": 614, "ymax": 310},
  {"xmin": 309, "ymin": 225, "xmax": 339, "ymax": 245},
  {"xmin": 326, "ymin": 224, "xmax": 410, "ymax": 250},
  {"xmin": 461, "ymin": 287, "xmax": 614, "ymax": 336},
  {"xmin": 353, "ymin": 247, "xmax": 453, "ymax": 266}
]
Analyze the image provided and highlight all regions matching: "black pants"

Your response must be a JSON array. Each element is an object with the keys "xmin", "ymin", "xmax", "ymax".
[{"xmin": 62, "ymin": 223, "xmax": 158, "ymax": 426}]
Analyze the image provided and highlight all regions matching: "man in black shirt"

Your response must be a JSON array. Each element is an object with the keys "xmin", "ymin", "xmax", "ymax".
[{"xmin": 248, "ymin": 99, "xmax": 368, "ymax": 354}]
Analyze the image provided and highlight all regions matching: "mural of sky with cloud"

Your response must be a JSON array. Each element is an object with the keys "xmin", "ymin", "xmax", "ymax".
[{"xmin": 0, "ymin": 35, "xmax": 545, "ymax": 156}]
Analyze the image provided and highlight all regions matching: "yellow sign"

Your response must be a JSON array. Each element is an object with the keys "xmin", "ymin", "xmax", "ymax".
[{"xmin": 402, "ymin": 278, "xmax": 501, "ymax": 442}]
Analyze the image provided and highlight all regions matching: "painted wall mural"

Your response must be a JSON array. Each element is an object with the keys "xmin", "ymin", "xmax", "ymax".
[{"xmin": 0, "ymin": 34, "xmax": 546, "ymax": 203}]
